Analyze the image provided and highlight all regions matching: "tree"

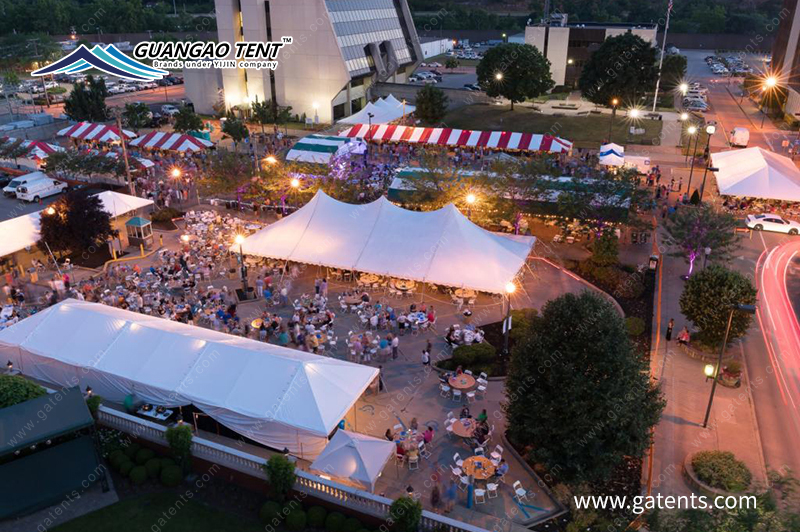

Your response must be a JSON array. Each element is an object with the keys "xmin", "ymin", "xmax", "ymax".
[
  {"xmin": 414, "ymin": 84, "xmax": 448, "ymax": 124},
  {"xmin": 590, "ymin": 231, "xmax": 619, "ymax": 266},
  {"xmin": 680, "ymin": 265, "xmax": 757, "ymax": 348},
  {"xmin": 578, "ymin": 33, "xmax": 658, "ymax": 107},
  {"xmin": 64, "ymin": 75, "xmax": 109, "ymax": 122},
  {"xmin": 661, "ymin": 54, "xmax": 687, "ymax": 90},
  {"xmin": 664, "ymin": 204, "xmax": 740, "ymax": 275},
  {"xmin": 399, "ymin": 149, "xmax": 479, "ymax": 210},
  {"xmin": 222, "ymin": 111, "xmax": 249, "ymax": 152},
  {"xmin": 0, "ymin": 374, "xmax": 46, "ymax": 408},
  {"xmin": 197, "ymin": 151, "xmax": 252, "ymax": 195},
  {"xmin": 251, "ymin": 95, "xmax": 274, "ymax": 135},
  {"xmin": 0, "ymin": 136, "xmax": 33, "ymax": 163},
  {"xmin": 476, "ymin": 43, "xmax": 554, "ymax": 110},
  {"xmin": 262, "ymin": 454, "xmax": 296, "ymax": 502},
  {"xmin": 445, "ymin": 57, "xmax": 460, "ymax": 70},
  {"xmin": 172, "ymin": 105, "xmax": 203, "ymax": 133},
  {"xmin": 2, "ymin": 71, "xmax": 19, "ymax": 115},
  {"xmin": 504, "ymin": 291, "xmax": 664, "ymax": 483},
  {"xmin": 165, "ymin": 424, "xmax": 193, "ymax": 474},
  {"xmin": 44, "ymin": 151, "xmax": 124, "ymax": 181},
  {"xmin": 387, "ymin": 497, "xmax": 422, "ymax": 532},
  {"xmin": 122, "ymin": 102, "xmax": 151, "ymax": 133},
  {"xmin": 37, "ymin": 190, "xmax": 117, "ymax": 255}
]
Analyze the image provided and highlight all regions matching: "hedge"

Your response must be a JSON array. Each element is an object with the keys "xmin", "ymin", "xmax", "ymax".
[
  {"xmin": 326, "ymin": 512, "xmax": 346, "ymax": 532},
  {"xmin": 160, "ymin": 457, "xmax": 176, "ymax": 469},
  {"xmin": 129, "ymin": 465, "xmax": 148, "ymax": 485},
  {"xmin": 109, "ymin": 450, "xmax": 127, "ymax": 469},
  {"xmin": 287, "ymin": 509, "xmax": 307, "ymax": 531},
  {"xmin": 0, "ymin": 375, "xmax": 46, "ymax": 409},
  {"xmin": 136, "ymin": 448, "xmax": 156, "ymax": 465},
  {"xmin": 145, "ymin": 458, "xmax": 162, "ymax": 480},
  {"xmin": 691, "ymin": 451, "xmax": 752, "ymax": 492},
  {"xmin": 120, "ymin": 460, "xmax": 135, "ymax": 476},
  {"xmin": 151, "ymin": 207, "xmax": 183, "ymax": 223},
  {"xmin": 123, "ymin": 443, "xmax": 141, "ymax": 459},
  {"xmin": 343, "ymin": 517, "xmax": 362, "ymax": 532},
  {"xmin": 260, "ymin": 501, "xmax": 282, "ymax": 523},
  {"xmin": 308, "ymin": 506, "xmax": 328, "ymax": 528},
  {"xmin": 160, "ymin": 465, "xmax": 183, "ymax": 487}
]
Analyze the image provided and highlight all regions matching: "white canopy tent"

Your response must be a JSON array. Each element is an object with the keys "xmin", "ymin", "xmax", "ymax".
[
  {"xmin": 598, "ymin": 143, "xmax": 625, "ymax": 166},
  {"xmin": 0, "ymin": 300, "xmax": 379, "ymax": 459},
  {"xmin": 0, "ymin": 190, "xmax": 153, "ymax": 258},
  {"xmin": 711, "ymin": 147, "xmax": 800, "ymax": 202},
  {"xmin": 309, "ymin": 430, "xmax": 395, "ymax": 492},
  {"xmin": 237, "ymin": 191, "xmax": 535, "ymax": 294},
  {"xmin": 338, "ymin": 96, "xmax": 414, "ymax": 125}
]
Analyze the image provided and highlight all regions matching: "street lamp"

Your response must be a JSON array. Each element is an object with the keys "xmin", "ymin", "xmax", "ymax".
[
  {"xmin": 680, "ymin": 112, "xmax": 689, "ymax": 121},
  {"xmin": 608, "ymin": 97, "xmax": 619, "ymax": 142},
  {"xmin": 502, "ymin": 282, "xmax": 516, "ymax": 356},
  {"xmin": 465, "ymin": 193, "xmax": 476, "ymax": 219},
  {"xmin": 171, "ymin": 167, "xmax": 181, "ymax": 179},
  {"xmin": 290, "ymin": 178, "xmax": 300, "ymax": 189},
  {"xmin": 704, "ymin": 364, "xmax": 715, "ymax": 381},
  {"xmin": 495, "ymin": 72, "xmax": 503, "ymax": 81},
  {"xmin": 679, "ymin": 82, "xmax": 688, "ymax": 96},
  {"xmin": 703, "ymin": 246, "xmax": 712, "ymax": 269},
  {"xmin": 312, "ymin": 101, "xmax": 319, "ymax": 124},
  {"xmin": 234, "ymin": 234, "xmax": 249, "ymax": 300},
  {"xmin": 629, "ymin": 108, "xmax": 640, "ymax": 119},
  {"xmin": 699, "ymin": 124, "xmax": 717, "ymax": 199},
  {"xmin": 567, "ymin": 58, "xmax": 574, "ymax": 65},
  {"xmin": 264, "ymin": 155, "xmax": 277, "ymax": 165},
  {"xmin": 761, "ymin": 76, "xmax": 778, "ymax": 128},
  {"xmin": 686, "ymin": 125, "xmax": 700, "ymax": 190},
  {"xmin": 702, "ymin": 304, "xmax": 756, "ymax": 427}
]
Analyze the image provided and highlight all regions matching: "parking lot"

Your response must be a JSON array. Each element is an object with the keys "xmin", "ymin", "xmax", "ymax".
[{"xmin": 0, "ymin": 189, "xmax": 60, "ymax": 222}]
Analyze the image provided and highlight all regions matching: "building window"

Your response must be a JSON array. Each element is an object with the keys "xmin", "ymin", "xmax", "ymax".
[{"xmin": 333, "ymin": 102, "xmax": 346, "ymax": 121}]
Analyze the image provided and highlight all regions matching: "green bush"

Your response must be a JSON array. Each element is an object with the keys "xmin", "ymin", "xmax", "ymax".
[
  {"xmin": 287, "ymin": 509, "xmax": 308, "ymax": 531},
  {"xmin": 129, "ymin": 465, "xmax": 148, "ymax": 485},
  {"xmin": 119, "ymin": 460, "xmax": 135, "ymax": 476},
  {"xmin": 145, "ymin": 458, "xmax": 162, "ymax": 480},
  {"xmin": 0, "ymin": 374, "xmax": 46, "ymax": 408},
  {"xmin": 151, "ymin": 207, "xmax": 183, "ymax": 223},
  {"xmin": 160, "ymin": 465, "xmax": 183, "ymax": 487},
  {"xmin": 625, "ymin": 317, "xmax": 646, "ymax": 337},
  {"xmin": 166, "ymin": 424, "xmax": 193, "ymax": 472},
  {"xmin": 307, "ymin": 506, "xmax": 328, "ymax": 528},
  {"xmin": 262, "ymin": 454, "xmax": 296, "ymax": 502},
  {"xmin": 259, "ymin": 501, "xmax": 282, "ymax": 524},
  {"xmin": 85, "ymin": 394, "xmax": 103, "ymax": 415},
  {"xmin": 452, "ymin": 343, "xmax": 496, "ymax": 367},
  {"xmin": 326, "ymin": 512, "xmax": 346, "ymax": 532},
  {"xmin": 614, "ymin": 272, "xmax": 645, "ymax": 299},
  {"xmin": 388, "ymin": 497, "xmax": 422, "ymax": 532},
  {"xmin": 136, "ymin": 448, "xmax": 156, "ymax": 465},
  {"xmin": 691, "ymin": 451, "xmax": 752, "ymax": 492},
  {"xmin": 123, "ymin": 442, "xmax": 141, "ymax": 459},
  {"xmin": 109, "ymin": 450, "xmax": 127, "ymax": 469},
  {"xmin": 590, "ymin": 233, "xmax": 619, "ymax": 266},
  {"xmin": 160, "ymin": 457, "xmax": 176, "ymax": 469},
  {"xmin": 343, "ymin": 517, "xmax": 362, "ymax": 532}
]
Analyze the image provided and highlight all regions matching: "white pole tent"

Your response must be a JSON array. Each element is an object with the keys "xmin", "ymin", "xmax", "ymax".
[
  {"xmin": 309, "ymin": 429, "xmax": 395, "ymax": 492},
  {"xmin": 711, "ymin": 147, "xmax": 800, "ymax": 202},
  {"xmin": 598, "ymin": 143, "xmax": 625, "ymax": 166},
  {"xmin": 237, "ymin": 191, "xmax": 536, "ymax": 294},
  {"xmin": 338, "ymin": 96, "xmax": 415, "ymax": 125},
  {"xmin": 0, "ymin": 300, "xmax": 379, "ymax": 459}
]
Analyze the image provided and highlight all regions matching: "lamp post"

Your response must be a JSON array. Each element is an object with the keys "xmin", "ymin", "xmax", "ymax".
[
  {"xmin": 264, "ymin": 155, "xmax": 277, "ymax": 166},
  {"xmin": 699, "ymin": 124, "xmax": 716, "ymax": 199},
  {"xmin": 465, "ymin": 193, "xmax": 476, "ymax": 219},
  {"xmin": 502, "ymin": 282, "xmax": 516, "ymax": 356},
  {"xmin": 679, "ymin": 112, "xmax": 689, "ymax": 149},
  {"xmin": 702, "ymin": 304, "xmax": 756, "ymax": 428},
  {"xmin": 686, "ymin": 125, "xmax": 700, "ymax": 194},
  {"xmin": 760, "ymin": 76, "xmax": 777, "ymax": 128},
  {"xmin": 608, "ymin": 98, "xmax": 619, "ymax": 142},
  {"xmin": 234, "ymin": 234, "xmax": 249, "ymax": 300},
  {"xmin": 703, "ymin": 246, "xmax": 712, "ymax": 269}
]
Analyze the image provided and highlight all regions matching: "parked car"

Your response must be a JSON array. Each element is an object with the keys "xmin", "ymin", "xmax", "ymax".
[
  {"xmin": 15, "ymin": 178, "xmax": 68, "ymax": 202},
  {"xmin": 428, "ymin": 62, "xmax": 442, "ymax": 68},
  {"xmin": 0, "ymin": 174, "xmax": 11, "ymax": 188},
  {"xmin": 463, "ymin": 83, "xmax": 481, "ymax": 91},
  {"xmin": 3, "ymin": 173, "xmax": 48, "ymax": 197},
  {"xmin": 746, "ymin": 214, "xmax": 800, "ymax": 234},
  {"xmin": 161, "ymin": 104, "xmax": 180, "ymax": 116},
  {"xmin": 421, "ymin": 78, "xmax": 438, "ymax": 84},
  {"xmin": 408, "ymin": 75, "xmax": 420, "ymax": 83}
]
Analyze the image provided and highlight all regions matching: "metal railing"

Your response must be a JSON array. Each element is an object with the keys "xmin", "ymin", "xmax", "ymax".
[{"xmin": 96, "ymin": 406, "xmax": 489, "ymax": 532}]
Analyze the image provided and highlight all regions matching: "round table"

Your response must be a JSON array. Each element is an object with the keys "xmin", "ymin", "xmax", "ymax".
[
  {"xmin": 462, "ymin": 456, "xmax": 496, "ymax": 480},
  {"xmin": 392, "ymin": 279, "xmax": 416, "ymax": 291},
  {"xmin": 251, "ymin": 318, "xmax": 263, "ymax": 329},
  {"xmin": 350, "ymin": 332, "xmax": 374, "ymax": 345},
  {"xmin": 451, "ymin": 419, "xmax": 477, "ymax": 438},
  {"xmin": 343, "ymin": 295, "xmax": 363, "ymax": 305},
  {"xmin": 408, "ymin": 312, "xmax": 428, "ymax": 326},
  {"xmin": 449, "ymin": 374, "xmax": 476, "ymax": 390},
  {"xmin": 360, "ymin": 273, "xmax": 380, "ymax": 285},
  {"xmin": 454, "ymin": 288, "xmax": 477, "ymax": 299}
]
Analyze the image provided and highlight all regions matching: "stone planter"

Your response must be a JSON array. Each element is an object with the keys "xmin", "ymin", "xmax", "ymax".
[
  {"xmin": 683, "ymin": 453, "xmax": 751, "ymax": 498},
  {"xmin": 718, "ymin": 371, "xmax": 742, "ymax": 388},
  {"xmin": 680, "ymin": 343, "xmax": 735, "ymax": 365}
]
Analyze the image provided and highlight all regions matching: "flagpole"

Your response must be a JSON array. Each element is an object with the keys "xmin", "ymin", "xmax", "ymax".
[{"xmin": 652, "ymin": 1, "xmax": 672, "ymax": 112}]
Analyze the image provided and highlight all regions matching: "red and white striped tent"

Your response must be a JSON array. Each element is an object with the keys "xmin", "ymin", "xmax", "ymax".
[
  {"xmin": 339, "ymin": 124, "xmax": 572, "ymax": 153},
  {"xmin": 0, "ymin": 137, "xmax": 64, "ymax": 161},
  {"xmin": 129, "ymin": 132, "xmax": 214, "ymax": 152},
  {"xmin": 57, "ymin": 122, "xmax": 135, "ymax": 143}
]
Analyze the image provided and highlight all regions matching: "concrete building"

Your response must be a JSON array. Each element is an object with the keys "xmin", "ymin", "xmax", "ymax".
[
  {"xmin": 420, "ymin": 36, "xmax": 453, "ymax": 59},
  {"xmin": 525, "ymin": 22, "xmax": 657, "ymax": 87},
  {"xmin": 184, "ymin": 0, "xmax": 422, "ymax": 123},
  {"xmin": 772, "ymin": 0, "xmax": 800, "ymax": 117}
]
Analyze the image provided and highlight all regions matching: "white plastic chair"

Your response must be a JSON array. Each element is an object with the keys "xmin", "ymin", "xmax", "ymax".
[
  {"xmin": 513, "ymin": 480, "xmax": 528, "ymax": 502},
  {"xmin": 408, "ymin": 455, "xmax": 419, "ymax": 470},
  {"xmin": 491, "ymin": 445, "xmax": 504, "ymax": 462},
  {"xmin": 393, "ymin": 423, "xmax": 404, "ymax": 432},
  {"xmin": 446, "ymin": 411, "xmax": 455, "ymax": 421},
  {"xmin": 453, "ymin": 453, "xmax": 463, "ymax": 467},
  {"xmin": 474, "ymin": 488, "xmax": 486, "ymax": 504},
  {"xmin": 474, "ymin": 446, "xmax": 485, "ymax": 456},
  {"xmin": 487, "ymin": 483, "xmax": 499, "ymax": 499},
  {"xmin": 418, "ymin": 441, "xmax": 431, "ymax": 459},
  {"xmin": 464, "ymin": 369, "xmax": 473, "ymax": 376},
  {"xmin": 459, "ymin": 475, "xmax": 469, "ymax": 491},
  {"xmin": 476, "ymin": 385, "xmax": 487, "ymax": 399},
  {"xmin": 450, "ymin": 465, "xmax": 462, "ymax": 478},
  {"xmin": 466, "ymin": 391, "xmax": 477, "ymax": 403},
  {"xmin": 452, "ymin": 390, "xmax": 462, "ymax": 402},
  {"xmin": 439, "ymin": 384, "xmax": 451, "ymax": 398}
]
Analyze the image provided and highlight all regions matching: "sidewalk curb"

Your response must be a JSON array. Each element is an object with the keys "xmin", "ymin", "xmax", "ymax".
[{"xmin": 738, "ymin": 339, "xmax": 769, "ymax": 486}]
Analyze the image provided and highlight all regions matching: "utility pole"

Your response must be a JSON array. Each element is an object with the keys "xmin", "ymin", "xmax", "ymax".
[
  {"xmin": 652, "ymin": 1, "xmax": 673, "ymax": 112},
  {"xmin": 116, "ymin": 114, "xmax": 134, "ymax": 195}
]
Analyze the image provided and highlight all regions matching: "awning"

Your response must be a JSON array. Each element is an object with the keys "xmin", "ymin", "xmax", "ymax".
[
  {"xmin": 339, "ymin": 124, "xmax": 572, "ymax": 153},
  {"xmin": 286, "ymin": 135, "xmax": 355, "ymax": 164},
  {"xmin": 599, "ymin": 143, "xmax": 625, "ymax": 166},
  {"xmin": 711, "ymin": 147, "xmax": 800, "ymax": 202},
  {"xmin": 129, "ymin": 131, "xmax": 214, "ymax": 152},
  {"xmin": 57, "ymin": 122, "xmax": 135, "ymax": 143},
  {"xmin": 310, "ymin": 430, "xmax": 395, "ymax": 492},
  {"xmin": 93, "ymin": 190, "xmax": 154, "ymax": 218},
  {"xmin": 237, "ymin": 190, "xmax": 535, "ymax": 294}
]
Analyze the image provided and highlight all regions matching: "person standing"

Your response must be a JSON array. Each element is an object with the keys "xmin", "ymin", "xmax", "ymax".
[
  {"xmin": 256, "ymin": 276, "xmax": 264, "ymax": 298},
  {"xmin": 666, "ymin": 318, "xmax": 674, "ymax": 342},
  {"xmin": 422, "ymin": 349, "xmax": 430, "ymax": 367},
  {"xmin": 444, "ymin": 479, "xmax": 457, "ymax": 514}
]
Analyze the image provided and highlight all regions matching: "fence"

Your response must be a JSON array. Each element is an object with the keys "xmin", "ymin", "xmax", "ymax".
[{"xmin": 96, "ymin": 406, "xmax": 489, "ymax": 532}]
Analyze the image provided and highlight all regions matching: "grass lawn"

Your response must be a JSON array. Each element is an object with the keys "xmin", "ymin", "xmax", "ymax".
[
  {"xmin": 442, "ymin": 104, "xmax": 664, "ymax": 148},
  {"xmin": 51, "ymin": 493, "xmax": 265, "ymax": 532}
]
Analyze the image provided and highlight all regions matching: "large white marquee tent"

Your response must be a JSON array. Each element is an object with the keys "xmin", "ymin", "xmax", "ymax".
[
  {"xmin": 0, "ymin": 300, "xmax": 378, "ymax": 458},
  {"xmin": 238, "ymin": 191, "xmax": 535, "ymax": 294},
  {"xmin": 711, "ymin": 147, "xmax": 800, "ymax": 202},
  {"xmin": 309, "ymin": 430, "xmax": 395, "ymax": 492},
  {"xmin": 338, "ymin": 95, "xmax": 414, "ymax": 125}
]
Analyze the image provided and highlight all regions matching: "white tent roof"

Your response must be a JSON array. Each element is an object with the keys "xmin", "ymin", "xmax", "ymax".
[
  {"xmin": 0, "ymin": 191, "xmax": 154, "ymax": 257},
  {"xmin": 238, "ymin": 191, "xmax": 535, "ymax": 294},
  {"xmin": 286, "ymin": 135, "xmax": 353, "ymax": 165},
  {"xmin": 310, "ymin": 430, "xmax": 395, "ymax": 491},
  {"xmin": 599, "ymin": 143, "xmax": 625, "ymax": 166},
  {"xmin": 711, "ymin": 148, "xmax": 800, "ymax": 202},
  {"xmin": 0, "ymin": 300, "xmax": 378, "ymax": 458},
  {"xmin": 338, "ymin": 96, "xmax": 414, "ymax": 125}
]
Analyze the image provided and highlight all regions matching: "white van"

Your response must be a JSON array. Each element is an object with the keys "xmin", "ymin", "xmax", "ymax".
[
  {"xmin": 15, "ymin": 177, "xmax": 67, "ymax": 202},
  {"xmin": 2, "ymin": 171, "xmax": 49, "ymax": 197},
  {"xmin": 730, "ymin": 127, "xmax": 749, "ymax": 147}
]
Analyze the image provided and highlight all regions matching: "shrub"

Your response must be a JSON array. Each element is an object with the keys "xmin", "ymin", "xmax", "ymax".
[
  {"xmin": 452, "ymin": 343, "xmax": 496, "ymax": 368},
  {"xmin": 119, "ymin": 460, "xmax": 135, "ymax": 476},
  {"xmin": 308, "ymin": 506, "xmax": 328, "ymax": 528},
  {"xmin": 166, "ymin": 424, "xmax": 193, "ymax": 472},
  {"xmin": 160, "ymin": 457, "xmax": 176, "ymax": 469},
  {"xmin": 725, "ymin": 361, "xmax": 742, "ymax": 375},
  {"xmin": 85, "ymin": 394, "xmax": 103, "ymax": 415},
  {"xmin": 287, "ymin": 509, "xmax": 308, "ymax": 531},
  {"xmin": 259, "ymin": 501, "xmax": 282, "ymax": 524},
  {"xmin": 591, "ymin": 233, "xmax": 619, "ymax": 266},
  {"xmin": 145, "ymin": 458, "xmax": 162, "ymax": 480},
  {"xmin": 625, "ymin": 317, "xmax": 646, "ymax": 337},
  {"xmin": 151, "ymin": 207, "xmax": 183, "ymax": 223},
  {"xmin": 123, "ymin": 442, "xmax": 141, "ymax": 459},
  {"xmin": 262, "ymin": 454, "xmax": 296, "ymax": 502},
  {"xmin": 136, "ymin": 448, "xmax": 156, "ymax": 465},
  {"xmin": 160, "ymin": 465, "xmax": 183, "ymax": 487},
  {"xmin": 326, "ymin": 512, "xmax": 346, "ymax": 532},
  {"xmin": 615, "ymin": 273, "xmax": 645, "ymax": 299},
  {"xmin": 388, "ymin": 497, "xmax": 422, "ymax": 532},
  {"xmin": 691, "ymin": 451, "xmax": 752, "ymax": 492},
  {"xmin": 343, "ymin": 517, "xmax": 362, "ymax": 532},
  {"xmin": 129, "ymin": 465, "xmax": 148, "ymax": 485},
  {"xmin": 0, "ymin": 374, "xmax": 46, "ymax": 408},
  {"xmin": 109, "ymin": 450, "xmax": 127, "ymax": 469}
]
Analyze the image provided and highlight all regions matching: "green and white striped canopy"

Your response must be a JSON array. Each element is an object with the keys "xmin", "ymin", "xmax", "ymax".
[{"xmin": 286, "ymin": 134, "xmax": 353, "ymax": 164}]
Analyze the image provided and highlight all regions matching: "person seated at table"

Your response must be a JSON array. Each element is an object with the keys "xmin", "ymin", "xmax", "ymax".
[
  {"xmin": 495, "ymin": 459, "xmax": 509, "ymax": 478},
  {"xmin": 406, "ymin": 445, "xmax": 419, "ymax": 462},
  {"xmin": 477, "ymin": 409, "xmax": 488, "ymax": 423},
  {"xmin": 423, "ymin": 426, "xmax": 434, "ymax": 444},
  {"xmin": 409, "ymin": 303, "xmax": 417, "ymax": 313},
  {"xmin": 398, "ymin": 312, "xmax": 408, "ymax": 331},
  {"xmin": 426, "ymin": 306, "xmax": 436, "ymax": 324},
  {"xmin": 445, "ymin": 326, "xmax": 458, "ymax": 346},
  {"xmin": 409, "ymin": 417, "xmax": 419, "ymax": 431},
  {"xmin": 385, "ymin": 428, "xmax": 395, "ymax": 441},
  {"xmin": 455, "ymin": 365, "xmax": 464, "ymax": 375},
  {"xmin": 361, "ymin": 292, "xmax": 371, "ymax": 303},
  {"xmin": 374, "ymin": 300, "xmax": 382, "ymax": 311},
  {"xmin": 460, "ymin": 406, "xmax": 471, "ymax": 419}
]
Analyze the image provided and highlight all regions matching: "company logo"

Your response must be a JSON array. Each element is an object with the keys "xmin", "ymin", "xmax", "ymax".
[
  {"xmin": 134, "ymin": 38, "xmax": 292, "ymax": 71},
  {"xmin": 32, "ymin": 44, "xmax": 168, "ymax": 81}
]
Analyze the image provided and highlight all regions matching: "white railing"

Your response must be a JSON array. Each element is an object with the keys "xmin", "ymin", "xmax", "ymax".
[{"xmin": 96, "ymin": 406, "xmax": 490, "ymax": 532}]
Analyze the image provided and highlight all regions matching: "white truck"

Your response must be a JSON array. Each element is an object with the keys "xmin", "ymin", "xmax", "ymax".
[
  {"xmin": 2, "ymin": 171, "xmax": 49, "ymax": 197},
  {"xmin": 15, "ymin": 177, "xmax": 67, "ymax": 202}
]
